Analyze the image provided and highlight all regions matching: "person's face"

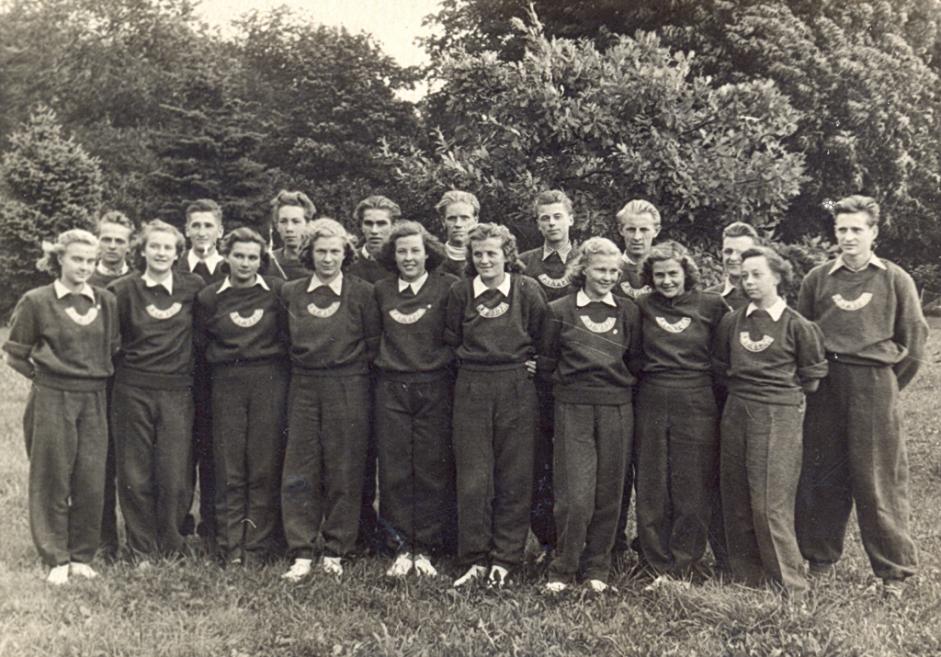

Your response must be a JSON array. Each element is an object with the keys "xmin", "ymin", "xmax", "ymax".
[
  {"xmin": 394, "ymin": 234, "xmax": 427, "ymax": 283},
  {"xmin": 59, "ymin": 242, "xmax": 98, "ymax": 287},
  {"xmin": 144, "ymin": 231, "xmax": 179, "ymax": 275},
  {"xmin": 583, "ymin": 253, "xmax": 621, "ymax": 299},
  {"xmin": 835, "ymin": 211, "xmax": 878, "ymax": 261},
  {"xmin": 442, "ymin": 202, "xmax": 478, "ymax": 247},
  {"xmin": 361, "ymin": 208, "xmax": 394, "ymax": 254},
  {"xmin": 312, "ymin": 236, "xmax": 345, "ymax": 281},
  {"xmin": 536, "ymin": 202, "xmax": 573, "ymax": 245},
  {"xmin": 226, "ymin": 241, "xmax": 262, "ymax": 284},
  {"xmin": 98, "ymin": 222, "xmax": 132, "ymax": 266},
  {"xmin": 741, "ymin": 255, "xmax": 780, "ymax": 303},
  {"xmin": 619, "ymin": 212, "xmax": 660, "ymax": 260},
  {"xmin": 276, "ymin": 206, "xmax": 307, "ymax": 249},
  {"xmin": 471, "ymin": 237, "xmax": 507, "ymax": 285},
  {"xmin": 652, "ymin": 258, "xmax": 685, "ymax": 299},
  {"xmin": 721, "ymin": 235, "xmax": 757, "ymax": 279},
  {"xmin": 186, "ymin": 211, "xmax": 223, "ymax": 254}
]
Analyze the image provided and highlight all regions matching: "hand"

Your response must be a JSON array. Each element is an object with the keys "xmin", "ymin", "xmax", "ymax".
[{"xmin": 525, "ymin": 359, "xmax": 537, "ymax": 377}]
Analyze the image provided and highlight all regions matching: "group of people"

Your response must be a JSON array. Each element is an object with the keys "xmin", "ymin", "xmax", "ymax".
[{"xmin": 3, "ymin": 189, "xmax": 927, "ymax": 599}]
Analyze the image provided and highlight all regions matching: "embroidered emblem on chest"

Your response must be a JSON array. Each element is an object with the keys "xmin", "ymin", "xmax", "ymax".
[
  {"xmin": 65, "ymin": 306, "xmax": 99, "ymax": 326},
  {"xmin": 307, "ymin": 302, "xmax": 340, "ymax": 318},
  {"xmin": 655, "ymin": 316, "xmax": 691, "ymax": 333},
  {"xmin": 389, "ymin": 306, "xmax": 429, "ymax": 324},
  {"xmin": 146, "ymin": 302, "xmax": 182, "ymax": 320},
  {"xmin": 537, "ymin": 273, "xmax": 571, "ymax": 289},
  {"xmin": 620, "ymin": 282, "xmax": 651, "ymax": 298},
  {"xmin": 832, "ymin": 292, "xmax": 873, "ymax": 311},
  {"xmin": 739, "ymin": 331, "xmax": 774, "ymax": 352},
  {"xmin": 229, "ymin": 309, "xmax": 264, "ymax": 327},
  {"xmin": 476, "ymin": 302, "xmax": 509, "ymax": 318},
  {"xmin": 580, "ymin": 315, "xmax": 616, "ymax": 334}
]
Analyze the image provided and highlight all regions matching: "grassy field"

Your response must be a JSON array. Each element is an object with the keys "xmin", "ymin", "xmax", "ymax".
[{"xmin": 1, "ymin": 326, "xmax": 940, "ymax": 657}]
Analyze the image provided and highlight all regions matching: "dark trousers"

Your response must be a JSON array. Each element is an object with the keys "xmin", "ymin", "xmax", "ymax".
[
  {"xmin": 211, "ymin": 362, "xmax": 288, "ymax": 561},
  {"xmin": 796, "ymin": 362, "xmax": 916, "ymax": 580},
  {"xmin": 358, "ymin": 384, "xmax": 381, "ymax": 549},
  {"xmin": 452, "ymin": 366, "xmax": 536, "ymax": 569},
  {"xmin": 100, "ymin": 380, "xmax": 119, "ymax": 558},
  {"xmin": 531, "ymin": 380, "xmax": 556, "ymax": 548},
  {"xmin": 614, "ymin": 440, "xmax": 636, "ymax": 553},
  {"xmin": 708, "ymin": 386, "xmax": 731, "ymax": 573},
  {"xmin": 376, "ymin": 372, "xmax": 453, "ymax": 554},
  {"xmin": 721, "ymin": 395, "xmax": 807, "ymax": 593},
  {"xmin": 635, "ymin": 383, "xmax": 718, "ymax": 575},
  {"xmin": 112, "ymin": 383, "xmax": 194, "ymax": 556},
  {"xmin": 192, "ymin": 358, "xmax": 215, "ymax": 537},
  {"xmin": 549, "ymin": 401, "xmax": 631, "ymax": 583},
  {"xmin": 281, "ymin": 373, "xmax": 370, "ymax": 559},
  {"xmin": 24, "ymin": 384, "xmax": 108, "ymax": 566}
]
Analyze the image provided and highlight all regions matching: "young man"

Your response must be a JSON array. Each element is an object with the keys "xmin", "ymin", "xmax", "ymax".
[
  {"xmin": 518, "ymin": 190, "xmax": 577, "ymax": 558},
  {"xmin": 347, "ymin": 195, "xmax": 400, "ymax": 284},
  {"xmin": 614, "ymin": 200, "xmax": 661, "ymax": 300},
  {"xmin": 795, "ymin": 195, "xmax": 928, "ymax": 599},
  {"xmin": 270, "ymin": 190, "xmax": 316, "ymax": 281},
  {"xmin": 435, "ymin": 191, "xmax": 480, "ymax": 279},
  {"xmin": 706, "ymin": 222, "xmax": 760, "ymax": 311},
  {"xmin": 180, "ymin": 200, "xmax": 226, "ymax": 285}
]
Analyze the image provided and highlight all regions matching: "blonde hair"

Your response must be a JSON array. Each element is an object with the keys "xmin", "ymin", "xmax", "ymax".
[
  {"xmin": 37, "ymin": 228, "xmax": 99, "ymax": 277},
  {"xmin": 132, "ymin": 220, "xmax": 186, "ymax": 271},
  {"xmin": 616, "ymin": 199, "xmax": 661, "ymax": 227},
  {"xmin": 567, "ymin": 237, "xmax": 623, "ymax": 288},
  {"xmin": 298, "ymin": 218, "xmax": 359, "ymax": 271}
]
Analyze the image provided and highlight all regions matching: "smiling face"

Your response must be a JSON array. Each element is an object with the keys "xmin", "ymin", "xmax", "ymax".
[
  {"xmin": 619, "ymin": 212, "xmax": 660, "ymax": 261},
  {"xmin": 361, "ymin": 208, "xmax": 394, "ymax": 256},
  {"xmin": 144, "ymin": 230, "xmax": 179, "ymax": 276},
  {"xmin": 186, "ymin": 210, "xmax": 223, "ymax": 256},
  {"xmin": 276, "ymin": 205, "xmax": 308, "ymax": 250},
  {"xmin": 312, "ymin": 235, "xmax": 345, "ymax": 282},
  {"xmin": 226, "ymin": 241, "xmax": 262, "ymax": 285},
  {"xmin": 60, "ymin": 242, "xmax": 98, "ymax": 288},
  {"xmin": 536, "ymin": 202, "xmax": 573, "ymax": 248},
  {"xmin": 741, "ymin": 255, "xmax": 780, "ymax": 304},
  {"xmin": 835, "ymin": 211, "xmax": 878, "ymax": 266},
  {"xmin": 721, "ymin": 235, "xmax": 757, "ymax": 281},
  {"xmin": 471, "ymin": 236, "xmax": 507, "ymax": 286},
  {"xmin": 651, "ymin": 258, "xmax": 685, "ymax": 299},
  {"xmin": 394, "ymin": 234, "xmax": 427, "ymax": 283},
  {"xmin": 583, "ymin": 253, "xmax": 621, "ymax": 300},
  {"xmin": 98, "ymin": 222, "xmax": 132, "ymax": 268},
  {"xmin": 442, "ymin": 202, "xmax": 479, "ymax": 247}
]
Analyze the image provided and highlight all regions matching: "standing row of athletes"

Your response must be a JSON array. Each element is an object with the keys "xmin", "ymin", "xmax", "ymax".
[{"xmin": 4, "ymin": 189, "xmax": 927, "ymax": 598}]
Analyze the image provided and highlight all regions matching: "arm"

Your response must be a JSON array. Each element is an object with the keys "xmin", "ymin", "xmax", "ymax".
[
  {"xmin": 536, "ymin": 304, "xmax": 562, "ymax": 383},
  {"xmin": 360, "ymin": 283, "xmax": 382, "ymax": 364},
  {"xmin": 711, "ymin": 311, "xmax": 734, "ymax": 390},
  {"xmin": 795, "ymin": 315, "xmax": 829, "ymax": 393},
  {"xmin": 524, "ymin": 279, "xmax": 549, "ymax": 375},
  {"xmin": 892, "ymin": 268, "xmax": 929, "ymax": 390},
  {"xmin": 624, "ymin": 300, "xmax": 645, "ymax": 377},
  {"xmin": 796, "ymin": 271, "xmax": 816, "ymax": 321},
  {"xmin": 443, "ymin": 282, "xmax": 465, "ymax": 349}
]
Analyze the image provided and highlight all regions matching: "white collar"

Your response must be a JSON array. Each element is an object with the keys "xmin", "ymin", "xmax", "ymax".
[
  {"xmin": 445, "ymin": 242, "xmax": 466, "ymax": 261},
  {"xmin": 398, "ymin": 272, "xmax": 429, "ymax": 295},
  {"xmin": 307, "ymin": 272, "xmax": 344, "ymax": 295},
  {"xmin": 97, "ymin": 261, "xmax": 129, "ymax": 277},
  {"xmin": 828, "ymin": 253, "xmax": 886, "ymax": 275},
  {"xmin": 746, "ymin": 297, "xmax": 787, "ymax": 322},
  {"xmin": 360, "ymin": 245, "xmax": 375, "ymax": 261},
  {"xmin": 218, "ymin": 276, "xmax": 270, "ymax": 294},
  {"xmin": 142, "ymin": 271, "xmax": 174, "ymax": 294},
  {"xmin": 720, "ymin": 278, "xmax": 736, "ymax": 297},
  {"xmin": 186, "ymin": 249, "xmax": 223, "ymax": 274},
  {"xmin": 473, "ymin": 273, "xmax": 511, "ymax": 298},
  {"xmin": 543, "ymin": 242, "xmax": 573, "ymax": 261},
  {"xmin": 576, "ymin": 289, "xmax": 616, "ymax": 307},
  {"xmin": 621, "ymin": 252, "xmax": 641, "ymax": 267},
  {"xmin": 54, "ymin": 279, "xmax": 95, "ymax": 302}
]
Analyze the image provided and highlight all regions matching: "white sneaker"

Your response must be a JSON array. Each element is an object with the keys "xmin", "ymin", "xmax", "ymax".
[
  {"xmin": 281, "ymin": 558, "xmax": 313, "ymax": 582},
  {"xmin": 69, "ymin": 563, "xmax": 98, "ymax": 579},
  {"xmin": 453, "ymin": 564, "xmax": 486, "ymax": 588},
  {"xmin": 545, "ymin": 580, "xmax": 567, "ymax": 593},
  {"xmin": 487, "ymin": 564, "xmax": 509, "ymax": 589},
  {"xmin": 386, "ymin": 552, "xmax": 413, "ymax": 578},
  {"xmin": 588, "ymin": 579, "xmax": 608, "ymax": 593},
  {"xmin": 413, "ymin": 554, "xmax": 438, "ymax": 578},
  {"xmin": 321, "ymin": 556, "xmax": 343, "ymax": 576},
  {"xmin": 46, "ymin": 564, "xmax": 70, "ymax": 586},
  {"xmin": 136, "ymin": 559, "xmax": 153, "ymax": 572}
]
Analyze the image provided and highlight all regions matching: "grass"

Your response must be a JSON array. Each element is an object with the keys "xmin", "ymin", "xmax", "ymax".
[{"xmin": 1, "ymin": 324, "xmax": 941, "ymax": 657}]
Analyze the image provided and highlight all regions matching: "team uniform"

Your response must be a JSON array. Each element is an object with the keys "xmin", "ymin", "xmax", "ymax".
[
  {"xmin": 795, "ymin": 255, "xmax": 928, "ymax": 581},
  {"xmin": 4, "ymin": 281, "xmax": 120, "ymax": 568},
  {"xmin": 109, "ymin": 270, "xmax": 204, "ymax": 556},
  {"xmin": 714, "ymin": 299, "xmax": 827, "ymax": 592},
  {"xmin": 539, "ymin": 290, "xmax": 642, "ymax": 584},
  {"xmin": 444, "ymin": 274, "xmax": 547, "ymax": 572},
  {"xmin": 269, "ymin": 248, "xmax": 312, "ymax": 281},
  {"xmin": 195, "ymin": 275, "xmax": 289, "ymax": 563},
  {"xmin": 634, "ymin": 290, "xmax": 728, "ymax": 576},
  {"xmin": 280, "ymin": 273, "xmax": 381, "ymax": 560},
  {"xmin": 705, "ymin": 279, "xmax": 749, "ymax": 312},
  {"xmin": 374, "ymin": 271, "xmax": 458, "ymax": 557}
]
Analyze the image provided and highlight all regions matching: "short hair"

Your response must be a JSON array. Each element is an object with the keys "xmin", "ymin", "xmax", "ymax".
[
  {"xmin": 270, "ymin": 190, "xmax": 317, "ymax": 224},
  {"xmin": 377, "ymin": 221, "xmax": 446, "ymax": 273},
  {"xmin": 96, "ymin": 210, "xmax": 134, "ymax": 234},
  {"xmin": 37, "ymin": 229, "xmax": 99, "ymax": 277},
  {"xmin": 533, "ymin": 190, "xmax": 573, "ymax": 216},
  {"xmin": 831, "ymin": 195, "xmax": 880, "ymax": 227},
  {"xmin": 641, "ymin": 240, "xmax": 700, "ymax": 291},
  {"xmin": 741, "ymin": 246, "xmax": 793, "ymax": 291},
  {"xmin": 185, "ymin": 199, "xmax": 223, "ymax": 225},
  {"xmin": 132, "ymin": 219, "xmax": 186, "ymax": 271},
  {"xmin": 567, "ymin": 237, "xmax": 623, "ymax": 289},
  {"xmin": 354, "ymin": 195, "xmax": 401, "ymax": 224},
  {"xmin": 435, "ymin": 190, "xmax": 480, "ymax": 218},
  {"xmin": 722, "ymin": 221, "xmax": 759, "ymax": 241},
  {"xmin": 219, "ymin": 227, "xmax": 270, "ymax": 274},
  {"xmin": 464, "ymin": 223, "xmax": 524, "ymax": 277},
  {"xmin": 616, "ymin": 199, "xmax": 661, "ymax": 227},
  {"xmin": 298, "ymin": 218, "xmax": 358, "ymax": 272}
]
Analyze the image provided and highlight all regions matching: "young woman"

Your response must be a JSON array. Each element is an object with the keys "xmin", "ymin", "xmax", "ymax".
[
  {"xmin": 373, "ymin": 221, "xmax": 458, "ymax": 578},
  {"xmin": 269, "ymin": 190, "xmax": 316, "ymax": 281},
  {"xmin": 634, "ymin": 241, "xmax": 729, "ymax": 579},
  {"xmin": 445, "ymin": 223, "xmax": 548, "ymax": 589},
  {"xmin": 540, "ymin": 238, "xmax": 642, "ymax": 593},
  {"xmin": 195, "ymin": 227, "xmax": 289, "ymax": 566},
  {"xmin": 280, "ymin": 218, "xmax": 381, "ymax": 581},
  {"xmin": 3, "ymin": 230, "xmax": 120, "ymax": 584},
  {"xmin": 714, "ymin": 246, "xmax": 827, "ymax": 594},
  {"xmin": 109, "ymin": 220, "xmax": 205, "ymax": 561}
]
